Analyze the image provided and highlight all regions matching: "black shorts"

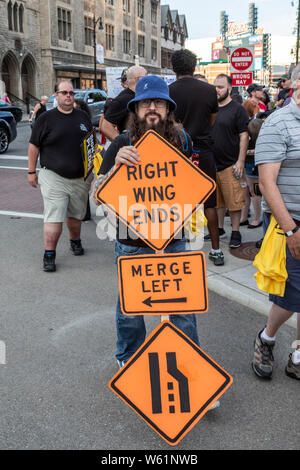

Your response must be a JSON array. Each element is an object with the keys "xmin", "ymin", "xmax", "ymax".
[{"xmin": 191, "ymin": 149, "xmax": 216, "ymax": 209}]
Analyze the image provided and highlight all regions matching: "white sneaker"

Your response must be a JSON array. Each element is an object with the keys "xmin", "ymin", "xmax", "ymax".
[{"xmin": 207, "ymin": 400, "xmax": 220, "ymax": 411}]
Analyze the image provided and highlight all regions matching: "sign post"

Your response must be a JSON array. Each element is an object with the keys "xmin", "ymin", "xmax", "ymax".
[{"xmin": 230, "ymin": 46, "xmax": 254, "ymax": 87}]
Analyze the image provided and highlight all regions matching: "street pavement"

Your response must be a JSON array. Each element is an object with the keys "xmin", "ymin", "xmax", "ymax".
[{"xmin": 0, "ymin": 123, "xmax": 299, "ymax": 450}]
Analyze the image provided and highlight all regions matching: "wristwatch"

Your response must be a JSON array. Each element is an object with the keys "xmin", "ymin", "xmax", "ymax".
[{"xmin": 285, "ymin": 226, "xmax": 300, "ymax": 237}]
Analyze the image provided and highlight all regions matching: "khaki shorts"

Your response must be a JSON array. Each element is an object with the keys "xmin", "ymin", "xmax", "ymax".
[
  {"xmin": 38, "ymin": 168, "xmax": 92, "ymax": 223},
  {"xmin": 216, "ymin": 165, "xmax": 245, "ymax": 211}
]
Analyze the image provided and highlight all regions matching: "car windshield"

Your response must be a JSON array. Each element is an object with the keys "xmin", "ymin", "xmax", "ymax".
[{"xmin": 74, "ymin": 91, "xmax": 86, "ymax": 100}]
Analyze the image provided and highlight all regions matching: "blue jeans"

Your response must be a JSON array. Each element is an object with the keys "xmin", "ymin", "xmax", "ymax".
[{"xmin": 115, "ymin": 239, "xmax": 200, "ymax": 362}]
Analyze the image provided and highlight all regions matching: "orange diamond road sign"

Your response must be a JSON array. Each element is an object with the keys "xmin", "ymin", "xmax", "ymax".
[
  {"xmin": 95, "ymin": 130, "xmax": 215, "ymax": 251},
  {"xmin": 118, "ymin": 251, "xmax": 208, "ymax": 315},
  {"xmin": 109, "ymin": 321, "xmax": 233, "ymax": 446}
]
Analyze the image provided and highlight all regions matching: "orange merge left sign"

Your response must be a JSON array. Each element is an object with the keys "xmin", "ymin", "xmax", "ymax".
[
  {"xmin": 118, "ymin": 251, "xmax": 208, "ymax": 315},
  {"xmin": 95, "ymin": 130, "xmax": 215, "ymax": 251}
]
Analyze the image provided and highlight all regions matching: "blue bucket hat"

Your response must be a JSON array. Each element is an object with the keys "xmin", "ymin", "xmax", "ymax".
[{"xmin": 127, "ymin": 75, "xmax": 177, "ymax": 112}]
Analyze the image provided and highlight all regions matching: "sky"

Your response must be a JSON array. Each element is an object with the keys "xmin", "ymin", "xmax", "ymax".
[{"xmin": 164, "ymin": 0, "xmax": 295, "ymax": 40}]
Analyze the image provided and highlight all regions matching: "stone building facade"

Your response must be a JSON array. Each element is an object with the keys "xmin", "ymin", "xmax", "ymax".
[
  {"xmin": 0, "ymin": 0, "xmax": 162, "ymax": 101},
  {"xmin": 161, "ymin": 4, "xmax": 188, "ymax": 74}
]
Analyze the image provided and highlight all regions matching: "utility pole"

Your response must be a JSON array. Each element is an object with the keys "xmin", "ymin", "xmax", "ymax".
[
  {"xmin": 296, "ymin": 0, "xmax": 300, "ymax": 63},
  {"xmin": 93, "ymin": 15, "xmax": 104, "ymax": 89}
]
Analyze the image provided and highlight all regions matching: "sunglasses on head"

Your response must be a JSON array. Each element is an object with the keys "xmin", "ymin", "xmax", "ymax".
[{"xmin": 57, "ymin": 90, "xmax": 74, "ymax": 96}]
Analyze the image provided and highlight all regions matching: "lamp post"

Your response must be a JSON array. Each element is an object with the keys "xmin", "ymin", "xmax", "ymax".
[{"xmin": 93, "ymin": 15, "xmax": 104, "ymax": 88}]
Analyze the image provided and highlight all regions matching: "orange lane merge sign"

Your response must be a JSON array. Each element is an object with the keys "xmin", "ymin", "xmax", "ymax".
[
  {"xmin": 109, "ymin": 321, "xmax": 233, "ymax": 446},
  {"xmin": 118, "ymin": 251, "xmax": 208, "ymax": 315},
  {"xmin": 95, "ymin": 130, "xmax": 216, "ymax": 251}
]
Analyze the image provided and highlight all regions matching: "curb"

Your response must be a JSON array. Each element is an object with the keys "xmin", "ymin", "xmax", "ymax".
[{"xmin": 207, "ymin": 273, "xmax": 297, "ymax": 329}]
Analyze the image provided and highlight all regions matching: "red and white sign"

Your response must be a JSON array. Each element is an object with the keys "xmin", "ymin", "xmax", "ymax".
[
  {"xmin": 230, "ymin": 47, "xmax": 254, "ymax": 72},
  {"xmin": 231, "ymin": 72, "xmax": 253, "ymax": 87},
  {"xmin": 254, "ymin": 44, "xmax": 263, "ymax": 58},
  {"xmin": 230, "ymin": 47, "xmax": 254, "ymax": 87}
]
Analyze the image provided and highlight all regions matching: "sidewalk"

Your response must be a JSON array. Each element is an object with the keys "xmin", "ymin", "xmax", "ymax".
[{"xmin": 90, "ymin": 201, "xmax": 297, "ymax": 329}]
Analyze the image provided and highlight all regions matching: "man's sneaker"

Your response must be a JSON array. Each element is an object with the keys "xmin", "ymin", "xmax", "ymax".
[
  {"xmin": 209, "ymin": 250, "xmax": 225, "ymax": 266},
  {"xmin": 43, "ymin": 253, "xmax": 56, "ymax": 272},
  {"xmin": 252, "ymin": 329, "xmax": 275, "ymax": 379},
  {"xmin": 285, "ymin": 354, "xmax": 300, "ymax": 380},
  {"xmin": 117, "ymin": 360, "xmax": 127, "ymax": 369},
  {"xmin": 207, "ymin": 400, "xmax": 220, "ymax": 411},
  {"xmin": 70, "ymin": 239, "xmax": 84, "ymax": 256},
  {"xmin": 229, "ymin": 231, "xmax": 241, "ymax": 248},
  {"xmin": 204, "ymin": 228, "xmax": 226, "ymax": 241}
]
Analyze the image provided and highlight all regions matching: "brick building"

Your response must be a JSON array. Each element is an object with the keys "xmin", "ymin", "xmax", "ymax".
[{"xmin": 0, "ymin": 0, "xmax": 162, "ymax": 102}]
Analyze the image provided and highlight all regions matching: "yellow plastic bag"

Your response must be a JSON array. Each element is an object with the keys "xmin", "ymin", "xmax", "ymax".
[
  {"xmin": 93, "ymin": 145, "xmax": 104, "ymax": 178},
  {"xmin": 253, "ymin": 215, "xmax": 287, "ymax": 296},
  {"xmin": 185, "ymin": 208, "xmax": 207, "ymax": 238}
]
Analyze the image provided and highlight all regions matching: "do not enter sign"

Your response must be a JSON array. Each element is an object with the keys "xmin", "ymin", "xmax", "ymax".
[{"xmin": 230, "ymin": 47, "xmax": 254, "ymax": 72}]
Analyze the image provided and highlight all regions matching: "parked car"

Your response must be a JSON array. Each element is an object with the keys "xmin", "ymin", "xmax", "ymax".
[
  {"xmin": 0, "ymin": 111, "xmax": 17, "ymax": 154},
  {"xmin": 0, "ymin": 98, "xmax": 23, "ymax": 123},
  {"xmin": 46, "ymin": 89, "xmax": 107, "ymax": 126}
]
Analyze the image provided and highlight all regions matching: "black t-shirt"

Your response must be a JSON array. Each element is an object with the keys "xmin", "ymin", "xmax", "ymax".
[
  {"xmin": 104, "ymin": 88, "xmax": 134, "ymax": 134},
  {"xmin": 169, "ymin": 77, "xmax": 218, "ymax": 150},
  {"xmin": 30, "ymin": 108, "xmax": 93, "ymax": 178},
  {"xmin": 211, "ymin": 100, "xmax": 249, "ymax": 171},
  {"xmin": 278, "ymin": 88, "xmax": 291, "ymax": 103},
  {"xmin": 99, "ymin": 130, "xmax": 193, "ymax": 246},
  {"xmin": 36, "ymin": 103, "xmax": 46, "ymax": 120}
]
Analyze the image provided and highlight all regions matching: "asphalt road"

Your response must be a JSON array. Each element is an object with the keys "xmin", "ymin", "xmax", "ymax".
[{"xmin": 0, "ymin": 123, "xmax": 299, "ymax": 451}]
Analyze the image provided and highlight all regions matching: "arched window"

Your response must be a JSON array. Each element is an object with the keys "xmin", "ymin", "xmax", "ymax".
[
  {"xmin": 19, "ymin": 3, "xmax": 24, "ymax": 33},
  {"xmin": 13, "ymin": 2, "xmax": 18, "ymax": 32},
  {"xmin": 7, "ymin": 1, "xmax": 13, "ymax": 30}
]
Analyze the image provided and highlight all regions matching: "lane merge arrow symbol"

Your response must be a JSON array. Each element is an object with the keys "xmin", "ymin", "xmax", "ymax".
[{"xmin": 143, "ymin": 296, "xmax": 187, "ymax": 307}]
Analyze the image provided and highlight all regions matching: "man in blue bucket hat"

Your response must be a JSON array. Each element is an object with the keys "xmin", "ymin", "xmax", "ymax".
[{"xmin": 93, "ymin": 75, "xmax": 220, "ymax": 409}]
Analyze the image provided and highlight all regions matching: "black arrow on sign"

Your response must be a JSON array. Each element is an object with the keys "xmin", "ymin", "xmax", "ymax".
[{"xmin": 143, "ymin": 296, "xmax": 187, "ymax": 307}]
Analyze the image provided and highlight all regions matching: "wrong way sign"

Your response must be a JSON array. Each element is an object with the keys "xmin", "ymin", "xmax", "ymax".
[{"xmin": 230, "ymin": 47, "xmax": 254, "ymax": 87}]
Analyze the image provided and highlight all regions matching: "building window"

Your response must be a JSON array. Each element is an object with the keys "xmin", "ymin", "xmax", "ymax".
[
  {"xmin": 105, "ymin": 0, "xmax": 114, "ymax": 5},
  {"xmin": 151, "ymin": 2, "xmax": 157, "ymax": 24},
  {"xmin": 105, "ymin": 24, "xmax": 114, "ymax": 50},
  {"xmin": 138, "ymin": 35, "xmax": 145, "ymax": 58},
  {"xmin": 7, "ymin": 1, "xmax": 13, "ymax": 30},
  {"xmin": 123, "ymin": 30, "xmax": 131, "ymax": 54},
  {"xmin": 13, "ymin": 2, "xmax": 18, "ymax": 31},
  {"xmin": 164, "ymin": 26, "xmax": 168, "ymax": 41},
  {"xmin": 84, "ymin": 17, "xmax": 93, "ymax": 46},
  {"xmin": 173, "ymin": 30, "xmax": 177, "ymax": 44},
  {"xmin": 151, "ymin": 39, "xmax": 157, "ymax": 61},
  {"xmin": 8, "ymin": 1, "xmax": 24, "ymax": 32},
  {"xmin": 58, "ymin": 7, "xmax": 72, "ymax": 41},
  {"xmin": 137, "ymin": 0, "xmax": 144, "ymax": 19},
  {"xmin": 18, "ymin": 3, "xmax": 24, "ymax": 32},
  {"xmin": 123, "ymin": 0, "xmax": 130, "ymax": 13}
]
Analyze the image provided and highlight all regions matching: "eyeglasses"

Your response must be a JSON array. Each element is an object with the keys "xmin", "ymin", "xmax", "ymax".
[
  {"xmin": 57, "ymin": 90, "xmax": 74, "ymax": 96},
  {"xmin": 138, "ymin": 99, "xmax": 167, "ymax": 108}
]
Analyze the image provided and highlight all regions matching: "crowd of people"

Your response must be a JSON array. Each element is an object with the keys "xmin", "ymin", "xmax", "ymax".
[{"xmin": 26, "ymin": 49, "xmax": 300, "ymax": 393}]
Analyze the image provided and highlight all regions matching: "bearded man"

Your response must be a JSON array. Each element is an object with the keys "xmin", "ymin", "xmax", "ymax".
[
  {"xmin": 211, "ymin": 74, "xmax": 249, "ymax": 249},
  {"xmin": 93, "ymin": 75, "xmax": 201, "ymax": 366}
]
